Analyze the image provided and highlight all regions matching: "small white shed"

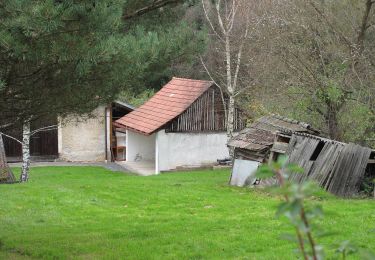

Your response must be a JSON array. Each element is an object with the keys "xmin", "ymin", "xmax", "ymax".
[{"xmin": 115, "ymin": 77, "xmax": 246, "ymax": 175}]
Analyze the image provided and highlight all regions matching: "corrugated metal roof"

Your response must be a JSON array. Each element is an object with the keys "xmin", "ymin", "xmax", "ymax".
[
  {"xmin": 115, "ymin": 77, "xmax": 214, "ymax": 135},
  {"xmin": 228, "ymin": 115, "xmax": 319, "ymax": 151}
]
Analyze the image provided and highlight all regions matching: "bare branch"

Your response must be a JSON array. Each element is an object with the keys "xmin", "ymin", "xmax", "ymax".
[
  {"xmin": 201, "ymin": 0, "xmax": 224, "ymax": 41},
  {"xmin": 0, "ymin": 123, "xmax": 14, "ymax": 130},
  {"xmin": 307, "ymin": 0, "xmax": 353, "ymax": 49},
  {"xmin": 200, "ymin": 56, "xmax": 223, "ymax": 90},
  {"xmin": 216, "ymin": 0, "xmax": 227, "ymax": 35},
  {"xmin": 356, "ymin": 0, "xmax": 374, "ymax": 54},
  {"xmin": 200, "ymin": 56, "xmax": 227, "ymax": 118},
  {"xmin": 0, "ymin": 133, "xmax": 22, "ymax": 145},
  {"xmin": 122, "ymin": 0, "xmax": 183, "ymax": 20},
  {"xmin": 233, "ymin": 17, "xmax": 250, "ymax": 91},
  {"xmin": 226, "ymin": 1, "xmax": 238, "ymax": 33},
  {"xmin": 29, "ymin": 125, "xmax": 58, "ymax": 137}
]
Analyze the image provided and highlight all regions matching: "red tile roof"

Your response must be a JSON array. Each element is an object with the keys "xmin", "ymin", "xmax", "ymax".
[{"xmin": 115, "ymin": 77, "xmax": 214, "ymax": 135}]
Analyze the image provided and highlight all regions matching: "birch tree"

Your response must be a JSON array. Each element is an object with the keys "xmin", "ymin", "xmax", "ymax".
[
  {"xmin": 201, "ymin": 0, "xmax": 267, "ymax": 142},
  {"xmin": 19, "ymin": 121, "xmax": 31, "ymax": 182},
  {"xmin": 0, "ymin": 123, "xmax": 57, "ymax": 182}
]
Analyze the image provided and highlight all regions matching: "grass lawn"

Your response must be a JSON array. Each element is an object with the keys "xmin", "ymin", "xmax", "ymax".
[{"xmin": 0, "ymin": 167, "xmax": 374, "ymax": 259}]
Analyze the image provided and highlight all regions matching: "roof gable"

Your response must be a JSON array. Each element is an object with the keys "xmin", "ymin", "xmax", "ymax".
[{"xmin": 115, "ymin": 77, "xmax": 214, "ymax": 135}]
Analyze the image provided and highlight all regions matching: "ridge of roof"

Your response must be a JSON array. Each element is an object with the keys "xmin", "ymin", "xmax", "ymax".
[
  {"xmin": 270, "ymin": 114, "xmax": 313, "ymax": 130},
  {"xmin": 291, "ymin": 132, "xmax": 347, "ymax": 145},
  {"xmin": 228, "ymin": 115, "xmax": 320, "ymax": 150},
  {"xmin": 172, "ymin": 77, "xmax": 214, "ymax": 83}
]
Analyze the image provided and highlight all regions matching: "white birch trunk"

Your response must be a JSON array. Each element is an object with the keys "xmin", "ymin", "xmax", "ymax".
[
  {"xmin": 227, "ymin": 95, "xmax": 235, "ymax": 139},
  {"xmin": 225, "ymin": 32, "xmax": 236, "ymax": 149},
  {"xmin": 20, "ymin": 121, "xmax": 31, "ymax": 182},
  {"xmin": 227, "ymin": 95, "xmax": 236, "ymax": 158},
  {"xmin": 202, "ymin": 0, "xmax": 247, "ymax": 158},
  {"xmin": 224, "ymin": 33, "xmax": 235, "ymax": 138}
]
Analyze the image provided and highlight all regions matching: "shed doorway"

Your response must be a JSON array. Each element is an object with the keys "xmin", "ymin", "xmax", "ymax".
[{"xmin": 108, "ymin": 101, "xmax": 134, "ymax": 162}]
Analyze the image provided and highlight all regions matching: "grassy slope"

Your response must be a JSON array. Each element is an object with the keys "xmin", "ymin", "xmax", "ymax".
[{"xmin": 0, "ymin": 167, "xmax": 374, "ymax": 259}]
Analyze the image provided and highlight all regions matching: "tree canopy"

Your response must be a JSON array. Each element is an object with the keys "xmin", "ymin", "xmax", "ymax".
[{"xmin": 0, "ymin": 0, "xmax": 205, "ymax": 126}]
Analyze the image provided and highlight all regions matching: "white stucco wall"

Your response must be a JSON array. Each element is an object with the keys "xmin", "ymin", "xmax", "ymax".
[
  {"xmin": 156, "ymin": 130, "xmax": 229, "ymax": 173},
  {"xmin": 58, "ymin": 106, "xmax": 107, "ymax": 162},
  {"xmin": 126, "ymin": 130, "xmax": 156, "ymax": 162}
]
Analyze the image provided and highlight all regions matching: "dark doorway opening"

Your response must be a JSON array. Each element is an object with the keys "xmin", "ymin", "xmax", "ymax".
[{"xmin": 3, "ymin": 118, "xmax": 58, "ymax": 162}]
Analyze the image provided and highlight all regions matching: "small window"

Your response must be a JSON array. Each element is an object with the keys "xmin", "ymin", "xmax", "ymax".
[{"xmin": 310, "ymin": 141, "xmax": 325, "ymax": 161}]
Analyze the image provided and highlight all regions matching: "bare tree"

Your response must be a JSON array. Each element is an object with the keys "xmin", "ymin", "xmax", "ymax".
[
  {"xmin": 201, "ymin": 0, "xmax": 262, "ymax": 142},
  {"xmin": 261, "ymin": 0, "xmax": 375, "ymax": 143}
]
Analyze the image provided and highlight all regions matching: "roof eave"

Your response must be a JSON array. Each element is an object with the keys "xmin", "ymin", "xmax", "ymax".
[
  {"xmin": 113, "ymin": 122, "xmax": 152, "ymax": 136},
  {"xmin": 113, "ymin": 100, "xmax": 135, "ymax": 111}
]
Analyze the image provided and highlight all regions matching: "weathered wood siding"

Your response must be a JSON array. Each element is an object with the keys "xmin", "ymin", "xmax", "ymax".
[
  {"xmin": 287, "ymin": 134, "xmax": 372, "ymax": 197},
  {"xmin": 234, "ymin": 148, "xmax": 268, "ymax": 163},
  {"xmin": 166, "ymin": 86, "xmax": 246, "ymax": 132}
]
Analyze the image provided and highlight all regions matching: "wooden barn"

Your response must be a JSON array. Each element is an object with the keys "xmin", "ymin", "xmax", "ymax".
[
  {"xmin": 114, "ymin": 77, "xmax": 246, "ymax": 175},
  {"xmin": 228, "ymin": 115, "xmax": 375, "ymax": 197}
]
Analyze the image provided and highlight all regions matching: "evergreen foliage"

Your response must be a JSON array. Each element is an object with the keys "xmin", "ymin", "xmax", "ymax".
[{"xmin": 0, "ymin": 0, "xmax": 205, "ymax": 125}]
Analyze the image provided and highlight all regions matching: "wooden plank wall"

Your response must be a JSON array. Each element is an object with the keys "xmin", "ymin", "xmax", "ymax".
[
  {"xmin": 287, "ymin": 134, "xmax": 372, "ymax": 197},
  {"xmin": 235, "ymin": 148, "xmax": 268, "ymax": 163},
  {"xmin": 166, "ymin": 86, "xmax": 246, "ymax": 132},
  {"xmin": 287, "ymin": 135, "xmax": 321, "ymax": 183},
  {"xmin": 327, "ymin": 144, "xmax": 371, "ymax": 196}
]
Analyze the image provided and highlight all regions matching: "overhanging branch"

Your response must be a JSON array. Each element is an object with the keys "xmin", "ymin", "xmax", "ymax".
[
  {"xmin": 0, "ymin": 133, "xmax": 22, "ymax": 145},
  {"xmin": 123, "ymin": 0, "xmax": 183, "ymax": 20}
]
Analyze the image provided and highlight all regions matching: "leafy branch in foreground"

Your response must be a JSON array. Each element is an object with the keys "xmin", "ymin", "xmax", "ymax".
[{"xmin": 256, "ymin": 156, "xmax": 375, "ymax": 260}]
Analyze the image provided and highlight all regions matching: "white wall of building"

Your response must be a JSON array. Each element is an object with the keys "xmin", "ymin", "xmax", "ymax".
[
  {"xmin": 156, "ymin": 130, "xmax": 229, "ymax": 173},
  {"xmin": 126, "ymin": 130, "xmax": 156, "ymax": 162},
  {"xmin": 58, "ymin": 106, "xmax": 107, "ymax": 162}
]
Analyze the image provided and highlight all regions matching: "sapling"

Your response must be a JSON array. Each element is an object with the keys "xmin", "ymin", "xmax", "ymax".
[
  {"xmin": 257, "ymin": 156, "xmax": 324, "ymax": 260},
  {"xmin": 256, "ymin": 156, "xmax": 375, "ymax": 260}
]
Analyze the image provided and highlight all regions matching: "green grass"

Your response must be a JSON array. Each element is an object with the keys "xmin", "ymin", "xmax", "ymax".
[{"xmin": 0, "ymin": 167, "xmax": 374, "ymax": 259}]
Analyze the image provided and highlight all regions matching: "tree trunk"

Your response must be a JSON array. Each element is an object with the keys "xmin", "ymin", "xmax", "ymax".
[
  {"xmin": 20, "ymin": 121, "xmax": 31, "ymax": 182},
  {"xmin": 0, "ymin": 135, "xmax": 16, "ymax": 183},
  {"xmin": 223, "ymin": 31, "xmax": 236, "ymax": 158},
  {"xmin": 227, "ymin": 95, "xmax": 235, "ymax": 140},
  {"xmin": 227, "ymin": 95, "xmax": 235, "ymax": 158},
  {"xmin": 326, "ymin": 104, "xmax": 341, "ymax": 141}
]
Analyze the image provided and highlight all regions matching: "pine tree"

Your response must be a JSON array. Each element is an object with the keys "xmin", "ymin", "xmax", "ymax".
[
  {"xmin": 0, "ymin": 0, "xmax": 206, "ymax": 181},
  {"xmin": 0, "ymin": 0, "xmax": 205, "ymax": 124}
]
